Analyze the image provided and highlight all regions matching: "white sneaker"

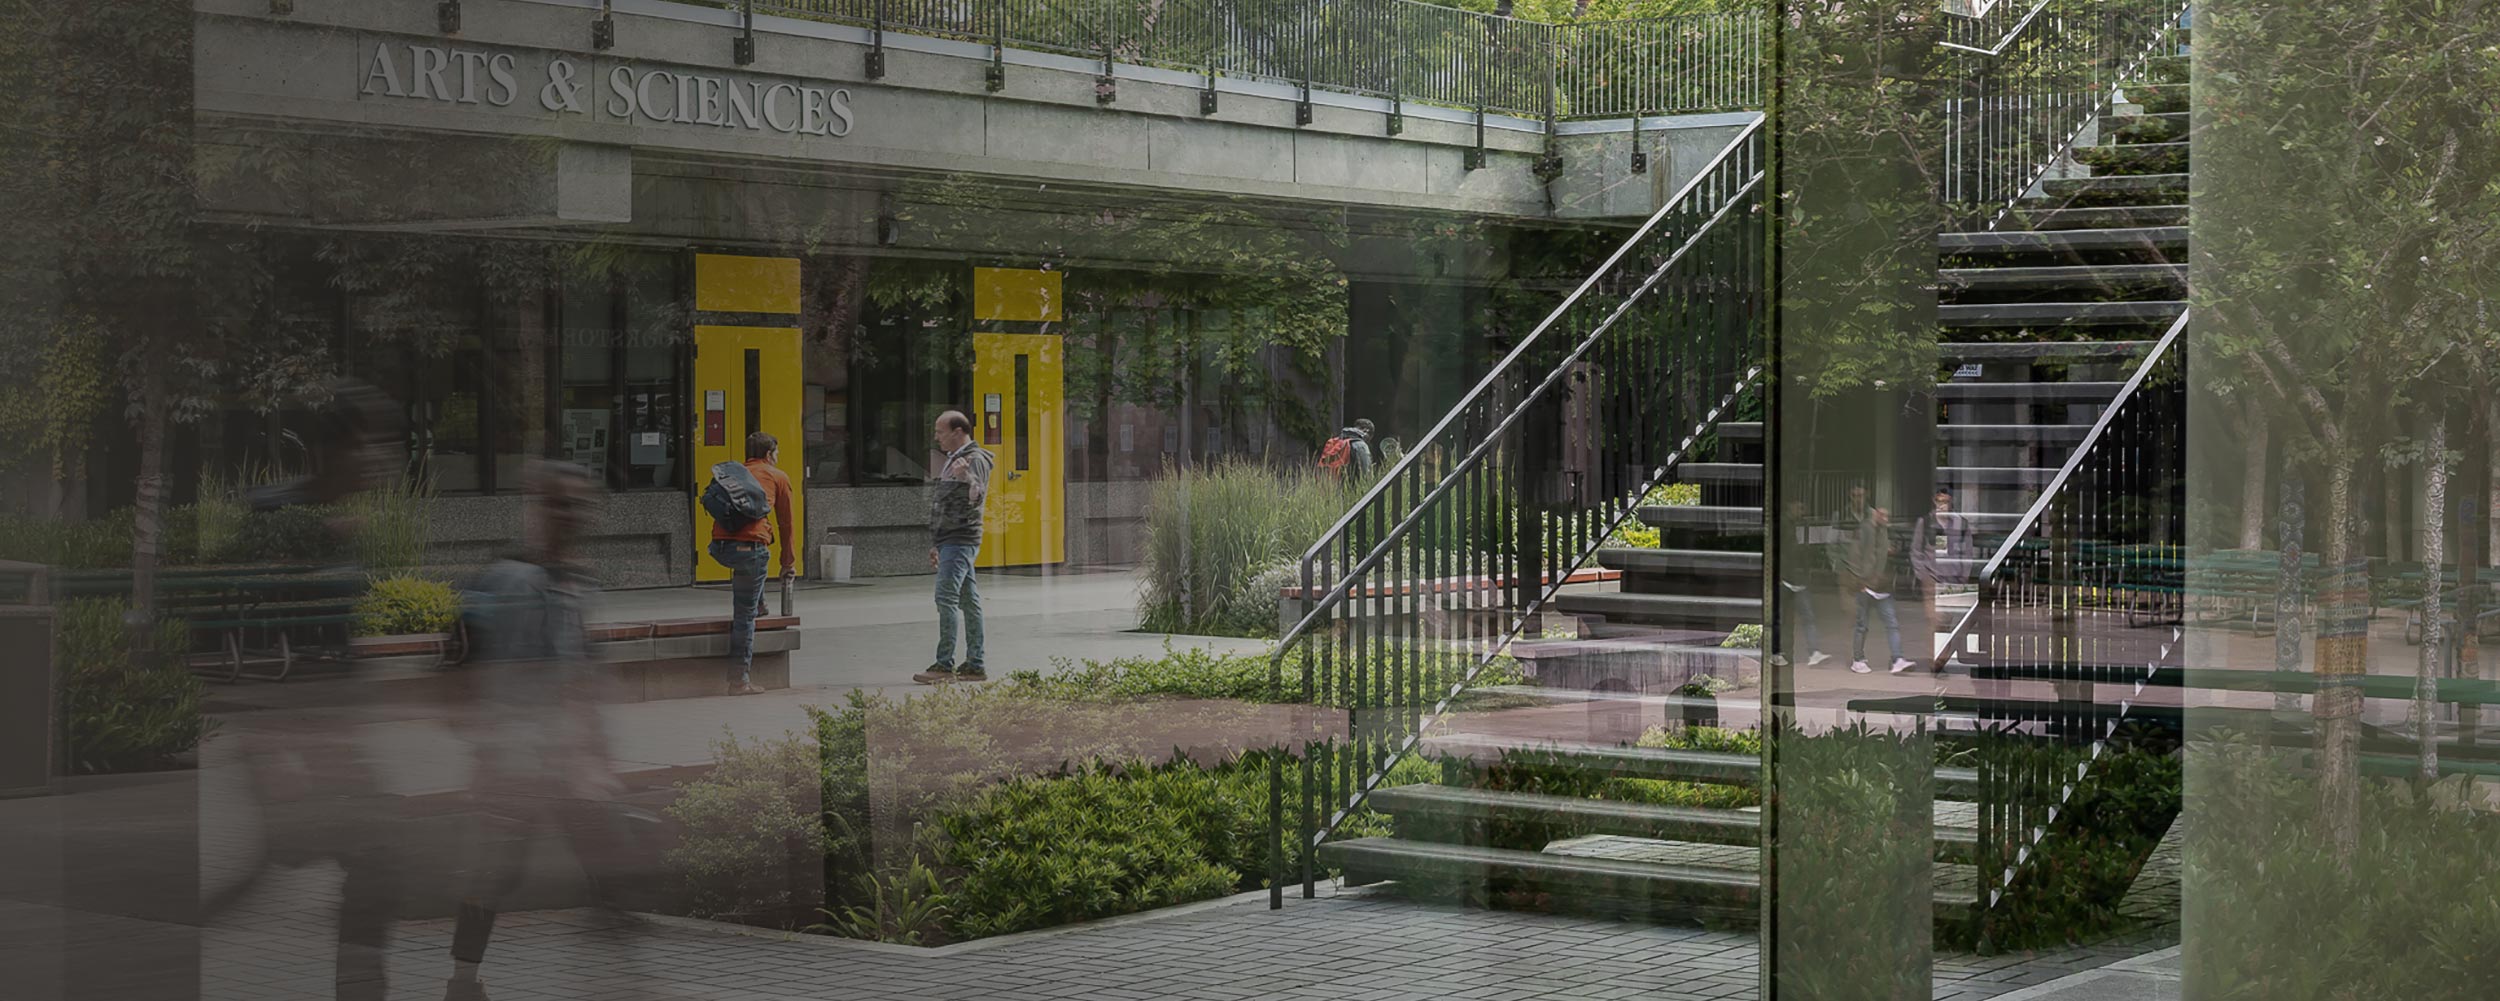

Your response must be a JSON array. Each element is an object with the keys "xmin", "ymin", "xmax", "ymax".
[
  {"xmin": 1849, "ymin": 660, "xmax": 1872, "ymax": 674},
  {"xmin": 1807, "ymin": 652, "xmax": 1832, "ymax": 668},
  {"xmin": 1890, "ymin": 658, "xmax": 1915, "ymax": 674}
]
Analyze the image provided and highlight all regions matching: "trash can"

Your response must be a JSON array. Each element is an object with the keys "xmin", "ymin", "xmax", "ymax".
[
  {"xmin": 818, "ymin": 533, "xmax": 854, "ymax": 583},
  {"xmin": 0, "ymin": 561, "xmax": 58, "ymax": 797}
]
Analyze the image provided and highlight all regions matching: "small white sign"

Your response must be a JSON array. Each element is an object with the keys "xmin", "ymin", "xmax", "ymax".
[
  {"xmin": 705, "ymin": 389, "xmax": 726, "ymax": 410},
  {"xmin": 640, "ymin": 432, "xmax": 663, "ymax": 447},
  {"xmin": 1953, "ymin": 364, "xmax": 1984, "ymax": 380}
]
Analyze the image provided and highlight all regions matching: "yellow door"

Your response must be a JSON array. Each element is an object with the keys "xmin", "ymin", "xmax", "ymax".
[
  {"xmin": 971, "ymin": 332, "xmax": 1064, "ymax": 568},
  {"xmin": 689, "ymin": 254, "xmax": 806, "ymax": 581}
]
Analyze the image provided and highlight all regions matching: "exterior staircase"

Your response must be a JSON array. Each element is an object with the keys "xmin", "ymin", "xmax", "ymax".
[{"xmin": 1304, "ymin": 28, "xmax": 2194, "ymax": 941}]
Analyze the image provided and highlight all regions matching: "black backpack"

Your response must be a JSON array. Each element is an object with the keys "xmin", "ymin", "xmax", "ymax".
[{"xmin": 701, "ymin": 460, "xmax": 771, "ymax": 529}]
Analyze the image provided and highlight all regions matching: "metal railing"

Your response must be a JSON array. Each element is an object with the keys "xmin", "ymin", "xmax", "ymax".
[
  {"xmin": 1264, "ymin": 118, "xmax": 1767, "ymax": 905},
  {"xmin": 1941, "ymin": 0, "xmax": 2190, "ymax": 228},
  {"xmin": 734, "ymin": 0, "xmax": 1762, "ymax": 119},
  {"xmin": 1932, "ymin": 313, "xmax": 2187, "ymax": 948}
]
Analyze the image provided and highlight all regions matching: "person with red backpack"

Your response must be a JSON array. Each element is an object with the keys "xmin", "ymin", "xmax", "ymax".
[{"xmin": 1318, "ymin": 418, "xmax": 1377, "ymax": 478}]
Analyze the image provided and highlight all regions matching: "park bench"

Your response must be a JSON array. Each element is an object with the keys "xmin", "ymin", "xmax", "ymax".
[{"xmin": 53, "ymin": 566, "xmax": 368, "ymax": 681}]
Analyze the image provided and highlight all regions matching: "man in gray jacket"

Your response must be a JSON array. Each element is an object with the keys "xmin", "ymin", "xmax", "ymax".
[
  {"xmin": 915, "ymin": 410, "xmax": 996, "ymax": 684},
  {"xmin": 1845, "ymin": 505, "xmax": 1914, "ymax": 675}
]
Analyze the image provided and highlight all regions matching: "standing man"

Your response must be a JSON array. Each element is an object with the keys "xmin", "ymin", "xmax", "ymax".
[
  {"xmin": 707, "ymin": 431, "xmax": 796, "ymax": 696},
  {"xmin": 1847, "ymin": 505, "xmax": 1915, "ymax": 675},
  {"xmin": 1910, "ymin": 488, "xmax": 1976, "ymax": 662},
  {"xmin": 916, "ymin": 410, "xmax": 995, "ymax": 684}
]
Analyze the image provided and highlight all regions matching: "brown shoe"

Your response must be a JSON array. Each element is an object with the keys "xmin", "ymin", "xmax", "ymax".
[
  {"xmin": 912, "ymin": 664, "xmax": 956, "ymax": 685},
  {"xmin": 732, "ymin": 682, "xmax": 766, "ymax": 695}
]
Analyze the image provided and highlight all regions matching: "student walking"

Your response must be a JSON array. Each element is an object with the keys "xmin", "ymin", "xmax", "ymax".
[
  {"xmin": 1319, "ymin": 418, "xmax": 1377, "ymax": 478},
  {"xmin": 704, "ymin": 431, "xmax": 796, "ymax": 695},
  {"xmin": 915, "ymin": 410, "xmax": 996, "ymax": 684},
  {"xmin": 1847, "ymin": 505, "xmax": 1915, "ymax": 675},
  {"xmin": 1910, "ymin": 488, "xmax": 1976, "ymax": 661},
  {"xmin": 444, "ymin": 461, "xmax": 638, "ymax": 1001}
]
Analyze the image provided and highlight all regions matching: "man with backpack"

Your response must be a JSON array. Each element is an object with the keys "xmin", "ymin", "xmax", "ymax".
[
  {"xmin": 1318, "ymin": 418, "xmax": 1377, "ymax": 478},
  {"xmin": 704, "ymin": 431, "xmax": 796, "ymax": 695},
  {"xmin": 914, "ymin": 410, "xmax": 995, "ymax": 684}
]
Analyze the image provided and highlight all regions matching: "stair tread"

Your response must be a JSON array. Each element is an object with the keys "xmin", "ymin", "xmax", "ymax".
[
  {"xmin": 2040, "ymin": 172, "xmax": 2188, "ymax": 193},
  {"xmin": 1595, "ymin": 547, "xmax": 1762, "ymax": 570},
  {"xmin": 1322, "ymin": 837, "xmax": 1982, "ymax": 912},
  {"xmin": 1939, "ymin": 263, "xmax": 2185, "ymax": 289},
  {"xmin": 1415, "ymin": 732, "xmax": 1981, "ymax": 797},
  {"xmin": 2010, "ymin": 205, "xmax": 2188, "ymax": 230},
  {"xmin": 1935, "ymin": 424, "xmax": 2094, "ymax": 442},
  {"xmin": 1680, "ymin": 464, "xmax": 2062, "ymax": 486},
  {"xmin": 1368, "ymin": 785, "xmax": 1982, "ymax": 852},
  {"xmin": 1934, "ymin": 381, "xmax": 2126, "ymax": 400},
  {"xmin": 1936, "ymin": 339, "xmax": 2157, "ymax": 359},
  {"xmin": 1940, "ymin": 301, "xmax": 2186, "ymax": 327},
  {"xmin": 1941, "ymin": 226, "xmax": 2186, "ymax": 252}
]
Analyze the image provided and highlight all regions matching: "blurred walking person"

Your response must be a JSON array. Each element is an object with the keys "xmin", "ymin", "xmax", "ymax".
[{"xmin": 443, "ymin": 461, "xmax": 640, "ymax": 1001}]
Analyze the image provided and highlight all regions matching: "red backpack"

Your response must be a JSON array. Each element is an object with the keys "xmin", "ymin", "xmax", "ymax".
[{"xmin": 1317, "ymin": 435, "xmax": 1353, "ymax": 474}]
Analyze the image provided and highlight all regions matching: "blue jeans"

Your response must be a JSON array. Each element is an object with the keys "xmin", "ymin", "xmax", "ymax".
[
  {"xmin": 708, "ymin": 540, "xmax": 770, "ymax": 684},
  {"xmin": 1782, "ymin": 579, "xmax": 1823, "ymax": 656},
  {"xmin": 1853, "ymin": 589, "xmax": 1902, "ymax": 664},
  {"xmin": 933, "ymin": 543, "xmax": 984, "ymax": 669}
]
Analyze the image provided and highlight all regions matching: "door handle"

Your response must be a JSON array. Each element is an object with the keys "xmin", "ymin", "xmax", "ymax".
[{"xmin": 1008, "ymin": 470, "xmax": 1024, "ymax": 481}]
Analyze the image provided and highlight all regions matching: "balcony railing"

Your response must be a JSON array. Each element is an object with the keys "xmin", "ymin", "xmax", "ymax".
[{"xmin": 711, "ymin": 0, "xmax": 1763, "ymax": 120}]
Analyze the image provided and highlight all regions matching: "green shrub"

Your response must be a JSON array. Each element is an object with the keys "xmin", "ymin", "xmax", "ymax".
[
  {"xmin": 233, "ymin": 504, "xmax": 348, "ymax": 563},
  {"xmin": 1004, "ymin": 644, "xmax": 1527, "ymax": 711},
  {"xmin": 58, "ymin": 597, "xmax": 210, "ymax": 773},
  {"xmin": 934, "ymin": 759, "xmax": 1249, "ymax": 939},
  {"xmin": 663, "ymin": 729, "xmax": 837, "ymax": 926},
  {"xmin": 0, "ymin": 510, "xmax": 135, "ymax": 569},
  {"xmin": 1139, "ymin": 462, "xmax": 1352, "ymax": 638},
  {"xmin": 1767, "ymin": 721, "xmax": 1937, "ymax": 996},
  {"xmin": 352, "ymin": 574, "xmax": 460, "ymax": 637},
  {"xmin": 1722, "ymin": 623, "xmax": 1764, "ymax": 649},
  {"xmin": 343, "ymin": 474, "xmax": 434, "ymax": 574}
]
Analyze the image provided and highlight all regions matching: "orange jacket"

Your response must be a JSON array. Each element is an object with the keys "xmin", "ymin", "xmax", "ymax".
[{"xmin": 712, "ymin": 458, "xmax": 797, "ymax": 569}]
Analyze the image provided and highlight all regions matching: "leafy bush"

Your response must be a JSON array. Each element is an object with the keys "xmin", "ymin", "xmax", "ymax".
[
  {"xmin": 232, "ymin": 504, "xmax": 349, "ymax": 563},
  {"xmin": 933, "ymin": 759, "xmax": 1251, "ymax": 939},
  {"xmin": 1722, "ymin": 623, "xmax": 1764, "ymax": 649},
  {"xmin": 663, "ymin": 730, "xmax": 837, "ymax": 926},
  {"xmin": 0, "ymin": 510, "xmax": 135, "ymax": 569},
  {"xmin": 351, "ymin": 574, "xmax": 460, "ymax": 636},
  {"xmin": 1139, "ymin": 462, "xmax": 1353, "ymax": 638},
  {"xmin": 58, "ymin": 597, "xmax": 210, "ymax": 773},
  {"xmin": 1766, "ymin": 721, "xmax": 1936, "ymax": 997},
  {"xmin": 1005, "ymin": 644, "xmax": 1527, "ymax": 711}
]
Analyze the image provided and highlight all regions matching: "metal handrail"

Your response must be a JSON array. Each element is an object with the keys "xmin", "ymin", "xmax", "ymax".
[
  {"xmin": 1277, "ymin": 117, "xmax": 1765, "ymax": 652},
  {"xmin": 721, "ymin": 0, "xmax": 1762, "ymax": 119},
  {"xmin": 1265, "ymin": 120, "xmax": 1766, "ymax": 905},
  {"xmin": 1933, "ymin": 308, "xmax": 2187, "ymax": 668}
]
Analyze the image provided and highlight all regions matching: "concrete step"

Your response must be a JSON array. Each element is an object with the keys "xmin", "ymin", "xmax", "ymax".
[
  {"xmin": 2007, "ymin": 204, "xmax": 2186, "ymax": 230},
  {"xmin": 1934, "ymin": 423, "xmax": 2093, "ymax": 446},
  {"xmin": 1678, "ymin": 463, "xmax": 2060, "ymax": 489},
  {"xmin": 1939, "ymin": 300, "xmax": 2186, "ymax": 329},
  {"xmin": 1416, "ymin": 732, "xmax": 1981, "ymax": 797},
  {"xmin": 1367, "ymin": 784, "xmax": 1982, "ymax": 862},
  {"xmin": 1636, "ymin": 504, "xmax": 1764, "ymax": 533},
  {"xmin": 1595, "ymin": 547, "xmax": 1761, "ymax": 577},
  {"xmin": 1556, "ymin": 591, "xmax": 1760, "ymax": 633},
  {"xmin": 1936, "ymin": 339, "xmax": 2158, "ymax": 361},
  {"xmin": 2072, "ymin": 141, "xmax": 2189, "ymax": 175},
  {"xmin": 2104, "ymin": 112, "xmax": 2188, "ymax": 144},
  {"xmin": 1934, "ymin": 380, "xmax": 2125, "ymax": 402},
  {"xmin": 1940, "ymin": 226, "xmax": 2187, "ymax": 255},
  {"xmin": 1939, "ymin": 263, "xmax": 2185, "ymax": 294},
  {"xmin": 1321, "ymin": 838, "xmax": 1981, "ymax": 924},
  {"xmin": 2040, "ymin": 172, "xmax": 2188, "ymax": 202}
]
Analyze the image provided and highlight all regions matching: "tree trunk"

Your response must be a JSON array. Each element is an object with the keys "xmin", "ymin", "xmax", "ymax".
[
  {"xmin": 2313, "ymin": 455, "xmax": 2365, "ymax": 862},
  {"xmin": 130, "ymin": 363, "xmax": 169, "ymax": 647},
  {"xmin": 2418, "ymin": 410, "xmax": 2447, "ymax": 780},
  {"xmin": 2241, "ymin": 394, "xmax": 2269, "ymax": 550}
]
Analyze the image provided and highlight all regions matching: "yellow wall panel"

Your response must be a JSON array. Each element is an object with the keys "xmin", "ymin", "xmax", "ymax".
[
  {"xmin": 695, "ymin": 254, "xmax": 802, "ymax": 315},
  {"xmin": 972, "ymin": 267, "xmax": 1064, "ymax": 323}
]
